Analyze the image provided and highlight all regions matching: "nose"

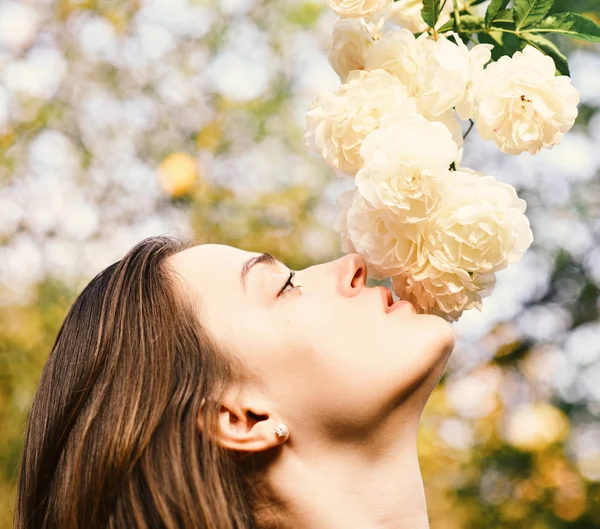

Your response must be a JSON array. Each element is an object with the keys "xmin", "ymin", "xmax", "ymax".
[
  {"xmin": 297, "ymin": 252, "xmax": 368, "ymax": 298},
  {"xmin": 338, "ymin": 253, "xmax": 367, "ymax": 297}
]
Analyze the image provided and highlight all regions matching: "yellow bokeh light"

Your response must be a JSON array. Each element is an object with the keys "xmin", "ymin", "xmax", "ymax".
[
  {"xmin": 158, "ymin": 152, "xmax": 199, "ymax": 198},
  {"xmin": 504, "ymin": 402, "xmax": 569, "ymax": 452}
]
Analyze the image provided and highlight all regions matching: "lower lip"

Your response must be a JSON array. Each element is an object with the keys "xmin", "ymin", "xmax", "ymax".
[{"xmin": 386, "ymin": 300, "xmax": 415, "ymax": 314}]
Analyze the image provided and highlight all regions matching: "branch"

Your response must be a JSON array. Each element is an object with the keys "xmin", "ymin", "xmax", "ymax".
[{"xmin": 463, "ymin": 119, "xmax": 475, "ymax": 140}]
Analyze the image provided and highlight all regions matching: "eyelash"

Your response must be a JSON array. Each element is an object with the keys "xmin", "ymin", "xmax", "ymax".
[{"xmin": 279, "ymin": 269, "xmax": 300, "ymax": 296}]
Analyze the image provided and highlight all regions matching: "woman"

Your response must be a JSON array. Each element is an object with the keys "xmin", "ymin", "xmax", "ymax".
[{"xmin": 15, "ymin": 235, "xmax": 455, "ymax": 529}]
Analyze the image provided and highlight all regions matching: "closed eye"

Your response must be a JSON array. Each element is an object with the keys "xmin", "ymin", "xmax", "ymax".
[{"xmin": 278, "ymin": 269, "xmax": 300, "ymax": 297}]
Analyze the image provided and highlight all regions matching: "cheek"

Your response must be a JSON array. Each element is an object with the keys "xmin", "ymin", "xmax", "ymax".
[
  {"xmin": 252, "ymin": 307, "xmax": 373, "ymax": 424},
  {"xmin": 271, "ymin": 310, "xmax": 455, "ymax": 430},
  {"xmin": 225, "ymin": 301, "xmax": 454, "ymax": 435}
]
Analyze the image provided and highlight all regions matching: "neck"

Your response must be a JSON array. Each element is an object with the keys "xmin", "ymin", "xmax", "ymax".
[{"xmin": 255, "ymin": 411, "xmax": 430, "ymax": 529}]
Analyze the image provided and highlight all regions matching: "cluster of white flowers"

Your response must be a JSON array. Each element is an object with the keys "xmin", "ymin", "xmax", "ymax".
[{"xmin": 309, "ymin": 1, "xmax": 581, "ymax": 321}]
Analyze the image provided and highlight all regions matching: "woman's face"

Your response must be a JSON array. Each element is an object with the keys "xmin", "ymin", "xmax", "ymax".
[{"xmin": 169, "ymin": 244, "xmax": 455, "ymax": 439}]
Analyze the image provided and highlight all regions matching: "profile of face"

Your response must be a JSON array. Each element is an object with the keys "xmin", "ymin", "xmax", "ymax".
[
  {"xmin": 169, "ymin": 244, "xmax": 456, "ymax": 449},
  {"xmin": 14, "ymin": 237, "xmax": 456, "ymax": 529}
]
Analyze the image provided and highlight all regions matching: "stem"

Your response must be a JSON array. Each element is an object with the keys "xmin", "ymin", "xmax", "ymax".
[
  {"xmin": 432, "ymin": 0, "xmax": 449, "ymax": 38},
  {"xmin": 463, "ymin": 119, "xmax": 475, "ymax": 140},
  {"xmin": 452, "ymin": 0, "xmax": 460, "ymax": 29},
  {"xmin": 466, "ymin": 33, "xmax": 479, "ymax": 45},
  {"xmin": 467, "ymin": 26, "xmax": 520, "ymax": 36}
]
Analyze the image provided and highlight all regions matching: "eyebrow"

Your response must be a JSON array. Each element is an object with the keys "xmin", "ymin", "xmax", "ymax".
[{"xmin": 240, "ymin": 252, "xmax": 278, "ymax": 293}]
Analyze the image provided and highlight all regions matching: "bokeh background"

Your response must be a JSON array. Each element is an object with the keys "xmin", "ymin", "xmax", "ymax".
[{"xmin": 1, "ymin": 0, "xmax": 599, "ymax": 527}]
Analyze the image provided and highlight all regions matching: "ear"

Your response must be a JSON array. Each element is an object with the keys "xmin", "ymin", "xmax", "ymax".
[{"xmin": 197, "ymin": 387, "xmax": 289, "ymax": 453}]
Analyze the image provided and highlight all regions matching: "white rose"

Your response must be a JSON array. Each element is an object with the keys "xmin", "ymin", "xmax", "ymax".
[
  {"xmin": 387, "ymin": 0, "xmax": 467, "ymax": 34},
  {"xmin": 390, "ymin": 168, "xmax": 533, "ymax": 321},
  {"xmin": 392, "ymin": 262, "xmax": 497, "ymax": 322},
  {"xmin": 454, "ymin": 40, "xmax": 492, "ymax": 120},
  {"xmin": 474, "ymin": 45, "xmax": 580, "ymax": 155},
  {"xmin": 367, "ymin": 32, "xmax": 492, "ymax": 118},
  {"xmin": 334, "ymin": 188, "xmax": 423, "ymax": 279},
  {"xmin": 362, "ymin": 31, "xmax": 466, "ymax": 162},
  {"xmin": 427, "ymin": 109, "xmax": 464, "ymax": 166},
  {"xmin": 416, "ymin": 33, "xmax": 493, "ymax": 117},
  {"xmin": 305, "ymin": 69, "xmax": 415, "ymax": 175},
  {"xmin": 386, "ymin": 0, "xmax": 428, "ymax": 33},
  {"xmin": 328, "ymin": 18, "xmax": 374, "ymax": 82},
  {"xmin": 355, "ymin": 112, "xmax": 458, "ymax": 223},
  {"xmin": 364, "ymin": 28, "xmax": 420, "ymax": 96},
  {"xmin": 426, "ymin": 169, "xmax": 534, "ymax": 274},
  {"xmin": 330, "ymin": 0, "xmax": 392, "ymax": 18}
]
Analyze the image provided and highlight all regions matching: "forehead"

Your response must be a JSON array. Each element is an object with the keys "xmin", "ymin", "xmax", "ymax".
[
  {"xmin": 168, "ymin": 244, "xmax": 253, "ymax": 289},
  {"xmin": 166, "ymin": 243, "xmax": 281, "ymax": 344},
  {"xmin": 166, "ymin": 244, "xmax": 254, "ymax": 327}
]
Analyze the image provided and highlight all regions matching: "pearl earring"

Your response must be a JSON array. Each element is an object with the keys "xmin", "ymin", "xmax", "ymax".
[{"xmin": 274, "ymin": 422, "xmax": 289, "ymax": 438}]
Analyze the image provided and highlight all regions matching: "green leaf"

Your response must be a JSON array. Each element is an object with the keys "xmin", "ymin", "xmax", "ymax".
[
  {"xmin": 422, "ymin": 0, "xmax": 441, "ymax": 27},
  {"xmin": 485, "ymin": 0, "xmax": 509, "ymax": 27},
  {"xmin": 468, "ymin": 0, "xmax": 490, "ymax": 5},
  {"xmin": 521, "ymin": 34, "xmax": 570, "ymax": 75},
  {"xmin": 491, "ymin": 8, "xmax": 515, "ymax": 24},
  {"xmin": 478, "ymin": 30, "xmax": 525, "ymax": 60},
  {"xmin": 437, "ymin": 19, "xmax": 455, "ymax": 32},
  {"xmin": 530, "ymin": 12, "xmax": 600, "ymax": 41},
  {"xmin": 514, "ymin": 0, "xmax": 554, "ymax": 30},
  {"xmin": 552, "ymin": 0, "xmax": 600, "ymax": 14}
]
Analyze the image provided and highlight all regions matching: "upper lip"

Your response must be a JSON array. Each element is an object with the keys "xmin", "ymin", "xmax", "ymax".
[{"xmin": 377, "ymin": 286, "xmax": 394, "ymax": 312}]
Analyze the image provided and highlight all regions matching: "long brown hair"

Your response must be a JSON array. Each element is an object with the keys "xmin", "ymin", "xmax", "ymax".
[{"xmin": 14, "ymin": 235, "xmax": 258, "ymax": 529}]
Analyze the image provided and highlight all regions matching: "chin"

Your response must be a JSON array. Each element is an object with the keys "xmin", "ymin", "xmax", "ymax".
[
  {"xmin": 384, "ymin": 313, "xmax": 456, "ymax": 415},
  {"xmin": 421, "ymin": 312, "xmax": 456, "ymax": 357}
]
